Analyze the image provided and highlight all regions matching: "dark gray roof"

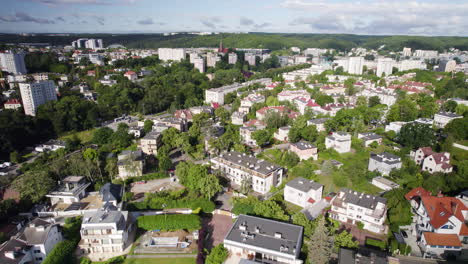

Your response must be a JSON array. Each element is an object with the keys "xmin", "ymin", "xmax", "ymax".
[
  {"xmin": 117, "ymin": 150, "xmax": 143, "ymax": 165},
  {"xmin": 286, "ymin": 177, "xmax": 323, "ymax": 193},
  {"xmin": 224, "ymin": 215, "xmax": 303, "ymax": 257},
  {"xmin": 142, "ymin": 131, "xmax": 161, "ymax": 139},
  {"xmin": 359, "ymin": 132, "xmax": 383, "ymax": 141},
  {"xmin": 370, "ymin": 152, "xmax": 401, "ymax": 165},
  {"xmin": 436, "ymin": 111, "xmax": 462, "ymax": 118},
  {"xmin": 0, "ymin": 238, "xmax": 30, "ymax": 264},
  {"xmin": 338, "ymin": 248, "xmax": 355, "ymax": 264},
  {"xmin": 217, "ymin": 151, "xmax": 282, "ymax": 176},
  {"xmin": 100, "ymin": 183, "xmax": 122, "ymax": 203},
  {"xmin": 308, "ymin": 118, "xmax": 329, "ymax": 124},
  {"xmin": 291, "ymin": 140, "xmax": 316, "ymax": 150},
  {"xmin": 339, "ymin": 188, "xmax": 387, "ymax": 209},
  {"xmin": 82, "ymin": 210, "xmax": 128, "ymax": 231},
  {"xmin": 18, "ymin": 218, "xmax": 56, "ymax": 245}
]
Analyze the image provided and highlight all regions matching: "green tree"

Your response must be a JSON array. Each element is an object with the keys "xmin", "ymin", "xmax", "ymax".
[
  {"xmin": 205, "ymin": 244, "xmax": 229, "ymax": 264},
  {"xmin": 215, "ymin": 107, "xmax": 230, "ymax": 124},
  {"xmin": 397, "ymin": 123, "xmax": 436, "ymax": 149},
  {"xmin": 387, "ymin": 99, "xmax": 418, "ymax": 122},
  {"xmin": 444, "ymin": 116, "xmax": 468, "ymax": 140},
  {"xmin": 334, "ymin": 230, "xmax": 359, "ymax": 250},
  {"xmin": 301, "ymin": 125, "xmax": 318, "ymax": 143},
  {"xmin": 292, "ymin": 212, "xmax": 316, "ymax": 238},
  {"xmin": 368, "ymin": 96, "xmax": 381, "ymax": 107},
  {"xmin": 83, "ymin": 148, "xmax": 98, "ymax": 162},
  {"xmin": 13, "ymin": 171, "xmax": 55, "ymax": 203},
  {"xmin": 308, "ymin": 216, "xmax": 332, "ymax": 264},
  {"xmin": 252, "ymin": 129, "xmax": 272, "ymax": 147},
  {"xmin": 253, "ymin": 200, "xmax": 289, "ymax": 221},
  {"xmin": 143, "ymin": 120, "xmax": 154, "ymax": 134},
  {"xmin": 9, "ymin": 151, "xmax": 21, "ymax": 163},
  {"xmin": 199, "ymin": 174, "xmax": 223, "ymax": 200},
  {"xmin": 92, "ymin": 127, "xmax": 114, "ymax": 145}
]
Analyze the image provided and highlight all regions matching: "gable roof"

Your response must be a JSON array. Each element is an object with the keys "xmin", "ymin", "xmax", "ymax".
[
  {"xmin": 421, "ymin": 196, "xmax": 468, "ymax": 229},
  {"xmin": 423, "ymin": 232, "xmax": 461, "ymax": 247},
  {"xmin": 405, "ymin": 187, "xmax": 431, "ymax": 201}
]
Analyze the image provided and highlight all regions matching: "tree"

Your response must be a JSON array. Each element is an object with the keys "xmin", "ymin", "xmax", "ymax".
[
  {"xmin": 334, "ymin": 230, "xmax": 359, "ymax": 250},
  {"xmin": 143, "ymin": 120, "xmax": 154, "ymax": 134},
  {"xmin": 288, "ymin": 127, "xmax": 302, "ymax": 143},
  {"xmin": 83, "ymin": 148, "xmax": 98, "ymax": 162},
  {"xmin": 215, "ymin": 107, "xmax": 230, "ymax": 124},
  {"xmin": 199, "ymin": 174, "xmax": 222, "ymax": 200},
  {"xmin": 387, "ymin": 99, "xmax": 418, "ymax": 122},
  {"xmin": 92, "ymin": 127, "xmax": 114, "ymax": 145},
  {"xmin": 253, "ymin": 200, "xmax": 289, "ymax": 221},
  {"xmin": 308, "ymin": 216, "xmax": 332, "ymax": 264},
  {"xmin": 384, "ymin": 188, "xmax": 413, "ymax": 231},
  {"xmin": 9, "ymin": 151, "xmax": 21, "ymax": 163},
  {"xmin": 264, "ymin": 112, "xmax": 289, "ymax": 129},
  {"xmin": 252, "ymin": 129, "xmax": 271, "ymax": 147},
  {"xmin": 13, "ymin": 171, "xmax": 55, "ymax": 203},
  {"xmin": 444, "ymin": 116, "xmax": 468, "ymax": 140},
  {"xmin": 292, "ymin": 212, "xmax": 316, "ymax": 238},
  {"xmin": 205, "ymin": 244, "xmax": 229, "ymax": 264},
  {"xmin": 397, "ymin": 123, "xmax": 436, "ymax": 149},
  {"xmin": 157, "ymin": 154, "xmax": 173, "ymax": 172},
  {"xmin": 368, "ymin": 96, "xmax": 381, "ymax": 107},
  {"xmin": 301, "ymin": 125, "xmax": 318, "ymax": 143}
]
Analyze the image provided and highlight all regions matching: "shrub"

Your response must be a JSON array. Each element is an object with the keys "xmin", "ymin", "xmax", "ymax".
[
  {"xmin": 205, "ymin": 244, "xmax": 229, "ymax": 264},
  {"xmin": 365, "ymin": 238, "xmax": 387, "ymax": 250},
  {"xmin": 357, "ymin": 222, "xmax": 364, "ymax": 230},
  {"xmin": 137, "ymin": 214, "xmax": 201, "ymax": 231},
  {"xmin": 128, "ymin": 197, "xmax": 215, "ymax": 213},
  {"xmin": 42, "ymin": 240, "xmax": 77, "ymax": 264}
]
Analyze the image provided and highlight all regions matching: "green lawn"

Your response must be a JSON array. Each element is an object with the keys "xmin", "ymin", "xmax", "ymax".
[
  {"xmin": 124, "ymin": 258, "xmax": 196, "ymax": 264},
  {"xmin": 59, "ymin": 128, "xmax": 96, "ymax": 144}
]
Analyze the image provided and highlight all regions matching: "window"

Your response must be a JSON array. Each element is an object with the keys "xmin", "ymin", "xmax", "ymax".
[
  {"xmin": 34, "ymin": 249, "xmax": 41, "ymax": 253},
  {"xmin": 36, "ymin": 257, "xmax": 43, "ymax": 261},
  {"xmin": 437, "ymin": 245, "xmax": 444, "ymax": 248}
]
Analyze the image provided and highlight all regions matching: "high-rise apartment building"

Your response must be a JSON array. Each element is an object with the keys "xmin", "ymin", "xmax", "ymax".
[
  {"xmin": 0, "ymin": 51, "xmax": 27, "ymax": 75},
  {"xmin": 376, "ymin": 58, "xmax": 394, "ymax": 77},
  {"xmin": 19, "ymin": 80, "xmax": 57, "ymax": 116},
  {"xmin": 228, "ymin": 53, "xmax": 238, "ymax": 64},
  {"xmin": 402, "ymin": 47, "xmax": 412, "ymax": 57},
  {"xmin": 157, "ymin": 48, "xmax": 186, "ymax": 61},
  {"xmin": 348, "ymin": 56, "xmax": 364, "ymax": 75}
]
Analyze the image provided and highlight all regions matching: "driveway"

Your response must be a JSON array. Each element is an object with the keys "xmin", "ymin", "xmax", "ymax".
[
  {"xmin": 130, "ymin": 178, "xmax": 184, "ymax": 197},
  {"xmin": 203, "ymin": 214, "xmax": 233, "ymax": 250},
  {"xmin": 302, "ymin": 199, "xmax": 329, "ymax": 220},
  {"xmin": 400, "ymin": 226, "xmax": 422, "ymax": 257}
]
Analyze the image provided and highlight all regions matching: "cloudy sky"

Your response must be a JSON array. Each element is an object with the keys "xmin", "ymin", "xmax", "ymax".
[{"xmin": 0, "ymin": 0, "xmax": 467, "ymax": 36}]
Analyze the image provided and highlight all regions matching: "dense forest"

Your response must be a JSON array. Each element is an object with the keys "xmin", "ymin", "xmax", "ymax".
[{"xmin": 2, "ymin": 33, "xmax": 468, "ymax": 51}]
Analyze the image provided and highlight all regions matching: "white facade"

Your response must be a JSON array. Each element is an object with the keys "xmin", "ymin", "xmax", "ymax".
[
  {"xmin": 228, "ymin": 53, "xmax": 238, "ymax": 64},
  {"xmin": 371, "ymin": 176, "xmax": 399, "ymax": 191},
  {"xmin": 231, "ymin": 111, "xmax": 247, "ymax": 125},
  {"xmin": 193, "ymin": 57, "xmax": 205, "ymax": 73},
  {"xmin": 325, "ymin": 132, "xmax": 351, "ymax": 153},
  {"xmin": 368, "ymin": 152, "xmax": 402, "ymax": 176},
  {"xmin": 158, "ymin": 48, "xmax": 186, "ymax": 61},
  {"xmin": 245, "ymin": 53, "xmax": 256, "ymax": 66},
  {"xmin": 284, "ymin": 177, "xmax": 323, "ymax": 208},
  {"xmin": 19, "ymin": 81, "xmax": 57, "ymax": 116},
  {"xmin": 422, "ymin": 153, "xmax": 452, "ymax": 174},
  {"xmin": 348, "ymin": 57, "xmax": 364, "ymax": 75},
  {"xmin": 0, "ymin": 51, "xmax": 27, "ymax": 74},
  {"xmin": 434, "ymin": 112, "xmax": 462, "ymax": 128},
  {"xmin": 385, "ymin": 121, "xmax": 408, "ymax": 133},
  {"xmin": 205, "ymin": 78, "xmax": 271, "ymax": 105},
  {"xmin": 206, "ymin": 53, "xmax": 221, "ymax": 67},
  {"xmin": 376, "ymin": 58, "xmax": 394, "ymax": 77}
]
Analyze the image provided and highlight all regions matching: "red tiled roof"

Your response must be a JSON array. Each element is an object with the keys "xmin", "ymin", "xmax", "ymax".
[
  {"xmin": 308, "ymin": 198, "xmax": 316, "ymax": 204},
  {"xmin": 125, "ymin": 71, "xmax": 136, "ymax": 75},
  {"xmin": 405, "ymin": 187, "xmax": 431, "ymax": 201},
  {"xmin": 460, "ymin": 224, "xmax": 468, "ymax": 236},
  {"xmin": 421, "ymin": 196, "xmax": 468, "ymax": 229},
  {"xmin": 244, "ymin": 119, "xmax": 266, "ymax": 128},
  {"xmin": 174, "ymin": 109, "xmax": 193, "ymax": 120},
  {"xmin": 5, "ymin": 99, "xmax": 21, "ymax": 105},
  {"xmin": 211, "ymin": 102, "xmax": 220, "ymax": 109},
  {"xmin": 423, "ymin": 232, "xmax": 461, "ymax": 247},
  {"xmin": 429, "ymin": 152, "xmax": 450, "ymax": 165},
  {"xmin": 420, "ymin": 147, "xmax": 433, "ymax": 156}
]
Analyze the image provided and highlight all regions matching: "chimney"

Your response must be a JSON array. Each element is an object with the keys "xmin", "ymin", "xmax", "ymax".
[
  {"xmin": 437, "ymin": 191, "xmax": 444, "ymax": 198},
  {"xmin": 451, "ymin": 201, "xmax": 459, "ymax": 214},
  {"xmin": 275, "ymin": 232, "xmax": 282, "ymax": 238}
]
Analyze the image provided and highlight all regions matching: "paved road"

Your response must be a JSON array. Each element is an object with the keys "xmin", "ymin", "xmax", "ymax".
[{"xmin": 126, "ymin": 254, "xmax": 197, "ymax": 258}]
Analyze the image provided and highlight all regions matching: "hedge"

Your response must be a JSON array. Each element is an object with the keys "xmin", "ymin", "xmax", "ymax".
[
  {"xmin": 42, "ymin": 240, "xmax": 77, "ymax": 264},
  {"xmin": 137, "ymin": 214, "xmax": 201, "ymax": 231},
  {"xmin": 365, "ymin": 238, "xmax": 387, "ymax": 250},
  {"xmin": 128, "ymin": 197, "xmax": 215, "ymax": 213}
]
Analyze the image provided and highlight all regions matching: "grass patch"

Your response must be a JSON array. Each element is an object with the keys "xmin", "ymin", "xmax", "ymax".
[
  {"xmin": 59, "ymin": 128, "xmax": 96, "ymax": 144},
  {"xmin": 124, "ymin": 258, "xmax": 195, "ymax": 264}
]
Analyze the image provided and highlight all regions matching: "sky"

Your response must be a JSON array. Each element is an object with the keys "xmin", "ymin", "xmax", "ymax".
[{"xmin": 0, "ymin": 0, "xmax": 467, "ymax": 36}]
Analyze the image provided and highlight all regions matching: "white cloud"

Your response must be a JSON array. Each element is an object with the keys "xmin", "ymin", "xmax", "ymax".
[{"xmin": 0, "ymin": 11, "xmax": 55, "ymax": 24}]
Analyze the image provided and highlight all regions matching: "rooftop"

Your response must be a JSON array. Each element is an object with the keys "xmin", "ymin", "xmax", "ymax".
[
  {"xmin": 291, "ymin": 140, "xmax": 316, "ymax": 150},
  {"xmin": 336, "ymin": 188, "xmax": 387, "ymax": 210},
  {"xmin": 423, "ymin": 232, "xmax": 462, "ymax": 247},
  {"xmin": 286, "ymin": 177, "xmax": 323, "ymax": 193},
  {"xmin": 370, "ymin": 152, "xmax": 401, "ymax": 165},
  {"xmin": 216, "ymin": 151, "xmax": 282, "ymax": 177}
]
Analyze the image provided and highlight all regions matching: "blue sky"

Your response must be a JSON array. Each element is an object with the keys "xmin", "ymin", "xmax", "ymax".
[{"xmin": 0, "ymin": 0, "xmax": 467, "ymax": 36}]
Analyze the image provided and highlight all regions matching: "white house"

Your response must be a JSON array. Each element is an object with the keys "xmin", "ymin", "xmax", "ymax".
[
  {"xmin": 241, "ymin": 93, "xmax": 265, "ymax": 108},
  {"xmin": 433, "ymin": 111, "xmax": 462, "ymax": 128},
  {"xmin": 368, "ymin": 152, "xmax": 402, "ymax": 176},
  {"xmin": 123, "ymin": 71, "xmax": 137, "ymax": 81},
  {"xmin": 284, "ymin": 177, "xmax": 323, "ymax": 208},
  {"xmin": 117, "ymin": 150, "xmax": 144, "ymax": 179},
  {"xmin": 289, "ymin": 141, "xmax": 318, "ymax": 161},
  {"xmin": 330, "ymin": 188, "xmax": 388, "ymax": 234},
  {"xmin": 371, "ymin": 176, "xmax": 399, "ymax": 191},
  {"xmin": 307, "ymin": 118, "xmax": 329, "ymax": 132},
  {"xmin": 0, "ymin": 218, "xmax": 63, "ymax": 264},
  {"xmin": 240, "ymin": 126, "xmax": 259, "ymax": 147},
  {"xmin": 358, "ymin": 132, "xmax": 383, "ymax": 147},
  {"xmin": 274, "ymin": 126, "xmax": 291, "ymax": 142},
  {"xmin": 410, "ymin": 147, "xmax": 452, "ymax": 173},
  {"xmin": 420, "ymin": 232, "xmax": 462, "ymax": 258},
  {"xmin": 277, "ymin": 90, "xmax": 310, "ymax": 103},
  {"xmin": 46, "ymin": 176, "xmax": 91, "ymax": 206},
  {"xmin": 325, "ymin": 132, "xmax": 351, "ymax": 153},
  {"xmin": 79, "ymin": 209, "xmax": 132, "ymax": 259},
  {"xmin": 231, "ymin": 111, "xmax": 247, "ymax": 125},
  {"xmin": 211, "ymin": 151, "xmax": 284, "ymax": 195},
  {"xmin": 385, "ymin": 121, "xmax": 408, "ymax": 133},
  {"xmin": 224, "ymin": 214, "xmax": 303, "ymax": 264},
  {"xmin": 139, "ymin": 131, "xmax": 162, "ymax": 155}
]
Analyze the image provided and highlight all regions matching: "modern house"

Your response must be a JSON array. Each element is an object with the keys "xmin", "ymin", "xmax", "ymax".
[
  {"xmin": 289, "ymin": 141, "xmax": 318, "ymax": 161},
  {"xmin": 357, "ymin": 132, "xmax": 383, "ymax": 147},
  {"xmin": 240, "ymin": 126, "xmax": 259, "ymax": 147},
  {"xmin": 99, "ymin": 183, "xmax": 123, "ymax": 207},
  {"xmin": 46, "ymin": 176, "xmax": 91, "ymax": 206},
  {"xmin": 232, "ymin": 111, "xmax": 247, "ymax": 125},
  {"xmin": 420, "ymin": 232, "xmax": 462, "ymax": 258},
  {"xmin": 433, "ymin": 111, "xmax": 462, "ymax": 128},
  {"xmin": 273, "ymin": 126, "xmax": 290, "ymax": 142},
  {"xmin": 371, "ymin": 176, "xmax": 399, "ymax": 191},
  {"xmin": 224, "ymin": 214, "xmax": 303, "ymax": 264},
  {"xmin": 211, "ymin": 151, "xmax": 284, "ymax": 195},
  {"xmin": 79, "ymin": 209, "xmax": 132, "ymax": 259},
  {"xmin": 325, "ymin": 132, "xmax": 351, "ymax": 153},
  {"xmin": 410, "ymin": 147, "xmax": 453, "ymax": 174},
  {"xmin": 0, "ymin": 218, "xmax": 63, "ymax": 264},
  {"xmin": 368, "ymin": 152, "xmax": 402, "ymax": 176},
  {"xmin": 139, "ymin": 131, "xmax": 162, "ymax": 155},
  {"xmin": 117, "ymin": 150, "xmax": 144, "ymax": 179},
  {"xmin": 330, "ymin": 188, "xmax": 388, "ymax": 234},
  {"xmin": 284, "ymin": 177, "xmax": 323, "ymax": 208},
  {"xmin": 307, "ymin": 118, "xmax": 329, "ymax": 132}
]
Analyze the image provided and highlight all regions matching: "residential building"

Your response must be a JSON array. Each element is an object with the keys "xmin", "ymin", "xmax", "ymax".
[
  {"xmin": 128, "ymin": 126, "xmax": 143, "ymax": 138},
  {"xmin": 277, "ymin": 90, "xmax": 310, "ymax": 102},
  {"xmin": 289, "ymin": 141, "xmax": 318, "ymax": 161},
  {"xmin": 79, "ymin": 209, "xmax": 132, "ymax": 257},
  {"xmin": 193, "ymin": 57, "xmax": 205, "ymax": 73},
  {"xmin": 99, "ymin": 183, "xmax": 123, "ymax": 207},
  {"xmin": 256, "ymin": 106, "xmax": 298, "ymax": 121},
  {"xmin": 358, "ymin": 87, "xmax": 397, "ymax": 106},
  {"xmin": 402, "ymin": 47, "xmax": 412, "ymax": 57},
  {"xmin": 434, "ymin": 111, "xmax": 462, "ymax": 128},
  {"xmin": 330, "ymin": 188, "xmax": 388, "ymax": 234},
  {"xmin": 414, "ymin": 50, "xmax": 438, "ymax": 58},
  {"xmin": 211, "ymin": 151, "xmax": 284, "ymax": 194},
  {"xmin": 224, "ymin": 214, "xmax": 303, "ymax": 264},
  {"xmin": 385, "ymin": 121, "xmax": 408, "ymax": 133},
  {"xmin": 358, "ymin": 132, "xmax": 383, "ymax": 147},
  {"xmin": 228, "ymin": 53, "xmax": 238, "ymax": 64},
  {"xmin": 34, "ymin": 140, "xmax": 65, "ymax": 153},
  {"xmin": 348, "ymin": 57, "xmax": 364, "ymax": 75},
  {"xmin": 376, "ymin": 58, "xmax": 394, "ymax": 77},
  {"xmin": 0, "ymin": 51, "xmax": 27, "ymax": 74},
  {"xmin": 438, "ymin": 59, "xmax": 457, "ymax": 72},
  {"xmin": 240, "ymin": 94, "xmax": 265, "ymax": 108},
  {"xmin": 205, "ymin": 78, "xmax": 271, "ymax": 105},
  {"xmin": 243, "ymin": 119, "xmax": 266, "ymax": 129},
  {"xmin": 411, "ymin": 147, "xmax": 453, "ymax": 173},
  {"xmin": 46, "ymin": 176, "xmax": 91, "ymax": 206},
  {"xmin": 274, "ymin": 126, "xmax": 291, "ymax": 142},
  {"xmin": 325, "ymin": 132, "xmax": 351, "ymax": 153},
  {"xmin": 284, "ymin": 177, "xmax": 323, "ymax": 208},
  {"xmin": 117, "ymin": 150, "xmax": 144, "ymax": 179},
  {"xmin": 240, "ymin": 126, "xmax": 259, "ymax": 147},
  {"xmin": 157, "ymin": 48, "xmax": 186, "ymax": 61},
  {"xmin": 368, "ymin": 152, "xmax": 402, "ymax": 176},
  {"xmin": 19, "ymin": 80, "xmax": 57, "ymax": 116},
  {"xmin": 371, "ymin": 176, "xmax": 399, "ymax": 191},
  {"xmin": 405, "ymin": 187, "xmax": 468, "ymax": 257},
  {"xmin": 206, "ymin": 53, "xmax": 221, "ymax": 67},
  {"xmin": 123, "ymin": 71, "xmax": 137, "ymax": 81},
  {"xmin": 420, "ymin": 232, "xmax": 462, "ymax": 258},
  {"xmin": 139, "ymin": 131, "xmax": 162, "ymax": 155},
  {"xmin": 0, "ymin": 218, "xmax": 63, "ymax": 264},
  {"xmin": 307, "ymin": 118, "xmax": 329, "ymax": 132},
  {"xmin": 245, "ymin": 53, "xmax": 256, "ymax": 66},
  {"xmin": 293, "ymin": 97, "xmax": 320, "ymax": 115},
  {"xmin": 231, "ymin": 111, "xmax": 247, "ymax": 125},
  {"xmin": 3, "ymin": 99, "xmax": 22, "ymax": 110}
]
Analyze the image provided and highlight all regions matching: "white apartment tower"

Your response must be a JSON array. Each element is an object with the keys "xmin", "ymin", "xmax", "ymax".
[
  {"xmin": 348, "ymin": 56, "xmax": 364, "ymax": 75},
  {"xmin": 0, "ymin": 51, "xmax": 27, "ymax": 75},
  {"xmin": 193, "ymin": 57, "xmax": 205, "ymax": 73},
  {"xmin": 402, "ymin": 47, "xmax": 412, "ymax": 57},
  {"xmin": 19, "ymin": 80, "xmax": 57, "ymax": 116},
  {"xmin": 376, "ymin": 58, "xmax": 394, "ymax": 77},
  {"xmin": 228, "ymin": 53, "xmax": 238, "ymax": 64},
  {"xmin": 158, "ymin": 48, "xmax": 186, "ymax": 61}
]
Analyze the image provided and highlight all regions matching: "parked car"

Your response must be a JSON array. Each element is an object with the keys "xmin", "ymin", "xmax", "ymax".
[{"xmin": 401, "ymin": 230, "xmax": 408, "ymax": 238}]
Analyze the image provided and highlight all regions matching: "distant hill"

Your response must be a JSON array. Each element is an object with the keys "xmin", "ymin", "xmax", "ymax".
[{"xmin": 1, "ymin": 32, "xmax": 468, "ymax": 52}]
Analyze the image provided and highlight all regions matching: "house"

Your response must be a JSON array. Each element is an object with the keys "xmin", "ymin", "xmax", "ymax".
[
  {"xmin": 46, "ymin": 176, "xmax": 91, "ymax": 206},
  {"xmin": 34, "ymin": 140, "xmax": 66, "ymax": 153},
  {"xmin": 189, "ymin": 105, "xmax": 214, "ymax": 116},
  {"xmin": 420, "ymin": 232, "xmax": 462, "ymax": 258},
  {"xmin": 325, "ymin": 132, "xmax": 351, "ymax": 153},
  {"xmin": 410, "ymin": 147, "xmax": 452, "ymax": 174},
  {"xmin": 284, "ymin": 177, "xmax": 323, "ymax": 208},
  {"xmin": 79, "ymin": 209, "xmax": 132, "ymax": 258},
  {"xmin": 211, "ymin": 151, "xmax": 284, "ymax": 195},
  {"xmin": 256, "ymin": 106, "xmax": 298, "ymax": 121},
  {"xmin": 224, "ymin": 214, "xmax": 303, "ymax": 264},
  {"xmin": 289, "ymin": 141, "xmax": 318, "ymax": 161},
  {"xmin": 371, "ymin": 176, "xmax": 399, "ymax": 191},
  {"xmin": 117, "ymin": 150, "xmax": 144, "ymax": 179},
  {"xmin": 384, "ymin": 121, "xmax": 408, "ymax": 133},
  {"xmin": 123, "ymin": 71, "xmax": 137, "ymax": 81},
  {"xmin": 231, "ymin": 111, "xmax": 247, "ymax": 125},
  {"xmin": 174, "ymin": 109, "xmax": 193, "ymax": 122},
  {"xmin": 240, "ymin": 126, "xmax": 259, "ymax": 147},
  {"xmin": 329, "ymin": 188, "xmax": 388, "ymax": 234},
  {"xmin": 3, "ymin": 99, "xmax": 21, "ymax": 110},
  {"xmin": 293, "ymin": 97, "xmax": 320, "ymax": 115},
  {"xmin": 241, "ymin": 94, "xmax": 265, "ymax": 108},
  {"xmin": 274, "ymin": 126, "xmax": 290, "ymax": 142},
  {"xmin": 128, "ymin": 126, "xmax": 143, "ymax": 138},
  {"xmin": 277, "ymin": 90, "xmax": 310, "ymax": 102},
  {"xmin": 433, "ymin": 111, "xmax": 462, "ymax": 128},
  {"xmin": 368, "ymin": 152, "xmax": 402, "ymax": 176},
  {"xmin": 99, "ymin": 183, "xmax": 123, "ymax": 207},
  {"xmin": 139, "ymin": 131, "xmax": 162, "ymax": 155},
  {"xmin": 243, "ymin": 119, "xmax": 266, "ymax": 129},
  {"xmin": 307, "ymin": 118, "xmax": 329, "ymax": 132},
  {"xmin": 0, "ymin": 218, "xmax": 63, "ymax": 264},
  {"xmin": 405, "ymin": 187, "xmax": 468, "ymax": 257},
  {"xmin": 357, "ymin": 132, "xmax": 383, "ymax": 147}
]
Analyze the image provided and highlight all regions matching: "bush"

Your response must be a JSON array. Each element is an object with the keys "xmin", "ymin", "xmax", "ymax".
[
  {"xmin": 137, "ymin": 214, "xmax": 201, "ymax": 231},
  {"xmin": 42, "ymin": 240, "xmax": 77, "ymax": 264},
  {"xmin": 357, "ymin": 222, "xmax": 364, "ymax": 230},
  {"xmin": 128, "ymin": 197, "xmax": 215, "ymax": 213},
  {"xmin": 365, "ymin": 238, "xmax": 387, "ymax": 250},
  {"xmin": 205, "ymin": 244, "xmax": 229, "ymax": 264}
]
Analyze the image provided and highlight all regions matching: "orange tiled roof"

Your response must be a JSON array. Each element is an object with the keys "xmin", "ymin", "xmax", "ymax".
[
  {"xmin": 405, "ymin": 187, "xmax": 431, "ymax": 201},
  {"xmin": 421, "ymin": 196, "xmax": 468, "ymax": 229},
  {"xmin": 423, "ymin": 232, "xmax": 461, "ymax": 247}
]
